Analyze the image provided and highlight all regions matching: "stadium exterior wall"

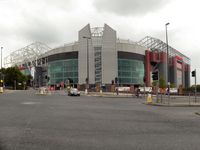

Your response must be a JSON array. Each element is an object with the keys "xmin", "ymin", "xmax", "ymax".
[{"xmin": 18, "ymin": 24, "xmax": 190, "ymax": 89}]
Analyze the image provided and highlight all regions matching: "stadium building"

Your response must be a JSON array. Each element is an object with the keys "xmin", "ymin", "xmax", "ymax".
[{"xmin": 4, "ymin": 24, "xmax": 191, "ymax": 89}]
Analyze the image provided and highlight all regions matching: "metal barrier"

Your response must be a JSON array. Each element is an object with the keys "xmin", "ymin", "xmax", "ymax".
[
  {"xmin": 37, "ymin": 87, "xmax": 49, "ymax": 95},
  {"xmin": 152, "ymin": 93, "xmax": 200, "ymax": 105}
]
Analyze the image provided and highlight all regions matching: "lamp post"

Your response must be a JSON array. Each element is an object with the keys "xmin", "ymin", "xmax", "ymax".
[
  {"xmin": 83, "ymin": 36, "xmax": 91, "ymax": 93},
  {"xmin": 0, "ymin": 47, "xmax": 2, "ymax": 85},
  {"xmin": 165, "ymin": 23, "xmax": 170, "ymax": 100},
  {"xmin": 165, "ymin": 23, "xmax": 170, "ymax": 83},
  {"xmin": 0, "ymin": 47, "xmax": 4, "ymax": 93},
  {"xmin": 1, "ymin": 47, "xmax": 2, "ymax": 69}
]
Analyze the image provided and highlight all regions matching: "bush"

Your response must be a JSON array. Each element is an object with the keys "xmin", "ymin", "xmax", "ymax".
[
  {"xmin": 159, "ymin": 76, "xmax": 166, "ymax": 89},
  {"xmin": 183, "ymin": 85, "xmax": 200, "ymax": 93}
]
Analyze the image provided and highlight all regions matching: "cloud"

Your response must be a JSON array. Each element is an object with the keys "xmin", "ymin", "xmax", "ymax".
[
  {"xmin": 19, "ymin": 17, "xmax": 62, "ymax": 44},
  {"xmin": 38, "ymin": 0, "xmax": 78, "ymax": 11},
  {"xmin": 0, "ymin": 0, "xmax": 200, "ymax": 86},
  {"xmin": 93, "ymin": 0, "xmax": 171, "ymax": 16}
]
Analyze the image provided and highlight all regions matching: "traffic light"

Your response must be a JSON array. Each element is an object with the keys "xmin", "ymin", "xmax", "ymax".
[
  {"xmin": 115, "ymin": 77, "xmax": 118, "ymax": 84},
  {"xmin": 68, "ymin": 78, "xmax": 73, "ymax": 84},
  {"xmin": 143, "ymin": 76, "xmax": 146, "ymax": 83},
  {"xmin": 192, "ymin": 70, "xmax": 196, "ymax": 77},
  {"xmin": 85, "ymin": 78, "xmax": 88, "ymax": 83},
  {"xmin": 45, "ymin": 75, "xmax": 50, "ymax": 82},
  {"xmin": 0, "ymin": 80, "xmax": 3, "ymax": 87},
  {"xmin": 152, "ymin": 71, "xmax": 158, "ymax": 80},
  {"xmin": 111, "ymin": 80, "xmax": 114, "ymax": 85}
]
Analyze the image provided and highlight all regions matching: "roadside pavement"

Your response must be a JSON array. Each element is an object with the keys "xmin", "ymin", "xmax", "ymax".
[
  {"xmin": 146, "ymin": 102, "xmax": 200, "ymax": 107},
  {"xmin": 82, "ymin": 91, "xmax": 139, "ymax": 98},
  {"xmin": 145, "ymin": 94, "xmax": 200, "ymax": 107}
]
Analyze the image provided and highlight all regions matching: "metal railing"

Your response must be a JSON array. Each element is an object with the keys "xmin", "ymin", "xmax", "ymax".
[{"xmin": 151, "ymin": 93, "xmax": 200, "ymax": 105}]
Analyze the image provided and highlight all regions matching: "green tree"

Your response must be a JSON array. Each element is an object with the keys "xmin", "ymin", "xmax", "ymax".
[{"xmin": 3, "ymin": 66, "xmax": 28, "ymax": 89}]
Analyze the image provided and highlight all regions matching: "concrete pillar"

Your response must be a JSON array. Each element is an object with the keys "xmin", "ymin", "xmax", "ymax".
[
  {"xmin": 102, "ymin": 24, "xmax": 117, "ymax": 84},
  {"xmin": 145, "ymin": 50, "xmax": 151, "ymax": 87}
]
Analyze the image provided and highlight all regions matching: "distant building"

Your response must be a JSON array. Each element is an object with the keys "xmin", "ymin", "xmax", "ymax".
[{"xmin": 5, "ymin": 24, "xmax": 190, "ymax": 88}]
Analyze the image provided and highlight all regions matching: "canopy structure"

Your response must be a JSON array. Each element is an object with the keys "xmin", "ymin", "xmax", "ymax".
[
  {"xmin": 138, "ymin": 36, "xmax": 190, "ymax": 64},
  {"xmin": 4, "ymin": 42, "xmax": 51, "ymax": 71}
]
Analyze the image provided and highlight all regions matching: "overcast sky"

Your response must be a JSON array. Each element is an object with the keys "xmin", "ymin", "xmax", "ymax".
[{"xmin": 0, "ymin": 0, "xmax": 199, "ymax": 84}]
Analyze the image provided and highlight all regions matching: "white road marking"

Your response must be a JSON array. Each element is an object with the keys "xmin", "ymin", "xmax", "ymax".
[{"xmin": 21, "ymin": 102, "xmax": 41, "ymax": 105}]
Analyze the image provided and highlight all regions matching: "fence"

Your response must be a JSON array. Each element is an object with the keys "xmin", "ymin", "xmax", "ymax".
[{"xmin": 152, "ymin": 93, "xmax": 200, "ymax": 105}]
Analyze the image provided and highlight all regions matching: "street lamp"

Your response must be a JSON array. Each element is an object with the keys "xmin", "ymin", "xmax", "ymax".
[
  {"xmin": 1, "ymin": 47, "xmax": 3, "ymax": 69},
  {"xmin": 165, "ymin": 22, "xmax": 170, "ymax": 83},
  {"xmin": 0, "ymin": 47, "xmax": 4, "ymax": 92},
  {"xmin": 82, "ymin": 36, "xmax": 91, "ymax": 93}
]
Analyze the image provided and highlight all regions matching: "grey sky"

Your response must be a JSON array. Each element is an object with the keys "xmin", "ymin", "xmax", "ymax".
[
  {"xmin": 93, "ymin": 0, "xmax": 171, "ymax": 16},
  {"xmin": 0, "ymin": 0, "xmax": 199, "ymax": 84}
]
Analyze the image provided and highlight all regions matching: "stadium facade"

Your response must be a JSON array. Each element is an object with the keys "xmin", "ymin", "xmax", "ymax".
[{"xmin": 4, "ymin": 24, "xmax": 191, "ymax": 89}]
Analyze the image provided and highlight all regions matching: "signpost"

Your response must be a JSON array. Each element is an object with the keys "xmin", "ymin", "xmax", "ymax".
[
  {"xmin": 192, "ymin": 69, "xmax": 197, "ymax": 102},
  {"xmin": 0, "ymin": 79, "xmax": 3, "ymax": 93},
  {"xmin": 152, "ymin": 70, "xmax": 159, "ymax": 103},
  {"xmin": 167, "ymin": 82, "xmax": 170, "ymax": 105}
]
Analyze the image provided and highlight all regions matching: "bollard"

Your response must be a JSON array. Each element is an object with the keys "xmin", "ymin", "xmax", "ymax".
[
  {"xmin": 0, "ymin": 87, "xmax": 3, "ymax": 93},
  {"xmin": 39, "ymin": 88, "xmax": 44, "ymax": 95},
  {"xmin": 146, "ymin": 93, "xmax": 153, "ymax": 104},
  {"xmin": 189, "ymin": 93, "xmax": 191, "ymax": 105},
  {"xmin": 168, "ymin": 93, "xmax": 170, "ymax": 105},
  {"xmin": 100, "ymin": 89, "xmax": 103, "ymax": 96},
  {"xmin": 37, "ymin": 87, "xmax": 47, "ymax": 95},
  {"xmin": 85, "ymin": 89, "xmax": 88, "ymax": 95}
]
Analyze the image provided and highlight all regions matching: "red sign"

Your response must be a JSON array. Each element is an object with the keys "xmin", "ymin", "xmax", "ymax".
[{"xmin": 175, "ymin": 56, "xmax": 183, "ymax": 61}]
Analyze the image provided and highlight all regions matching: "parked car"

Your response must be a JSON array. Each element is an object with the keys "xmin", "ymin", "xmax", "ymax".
[{"xmin": 68, "ymin": 88, "xmax": 80, "ymax": 96}]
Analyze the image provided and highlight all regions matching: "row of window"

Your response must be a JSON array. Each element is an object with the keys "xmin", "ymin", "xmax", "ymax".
[
  {"xmin": 49, "ymin": 72, "xmax": 78, "ymax": 78},
  {"xmin": 48, "ymin": 59, "xmax": 78, "ymax": 84},
  {"xmin": 47, "ymin": 58, "xmax": 144, "ymax": 85},
  {"xmin": 118, "ymin": 59, "xmax": 144, "ymax": 84},
  {"xmin": 118, "ymin": 71, "xmax": 143, "ymax": 77},
  {"xmin": 49, "ymin": 66, "xmax": 78, "ymax": 72},
  {"xmin": 118, "ymin": 59, "xmax": 143, "ymax": 66},
  {"xmin": 50, "ymin": 78, "xmax": 78, "ymax": 85},
  {"xmin": 119, "ymin": 78, "xmax": 143, "ymax": 84}
]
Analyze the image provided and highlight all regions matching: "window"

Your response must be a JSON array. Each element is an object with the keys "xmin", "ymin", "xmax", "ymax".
[
  {"xmin": 118, "ymin": 59, "xmax": 144, "ymax": 84},
  {"xmin": 48, "ymin": 59, "xmax": 78, "ymax": 85}
]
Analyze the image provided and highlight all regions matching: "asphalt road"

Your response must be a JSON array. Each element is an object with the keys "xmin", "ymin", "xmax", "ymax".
[{"xmin": 0, "ymin": 90, "xmax": 200, "ymax": 150}]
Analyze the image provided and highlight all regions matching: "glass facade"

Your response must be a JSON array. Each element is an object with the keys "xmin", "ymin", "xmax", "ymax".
[
  {"xmin": 21, "ymin": 69, "xmax": 31, "ymax": 76},
  {"xmin": 48, "ymin": 59, "xmax": 78, "ymax": 85},
  {"xmin": 118, "ymin": 59, "xmax": 144, "ymax": 85},
  {"xmin": 20, "ymin": 64, "xmax": 31, "ymax": 76}
]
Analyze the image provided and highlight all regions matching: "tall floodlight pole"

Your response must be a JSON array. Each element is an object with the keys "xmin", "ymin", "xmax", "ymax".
[
  {"xmin": 83, "ymin": 36, "xmax": 91, "ymax": 93},
  {"xmin": 1, "ymin": 47, "xmax": 3, "ymax": 69},
  {"xmin": 0, "ymin": 47, "xmax": 3, "ymax": 92},
  {"xmin": 165, "ymin": 23, "xmax": 170, "ymax": 84},
  {"xmin": 195, "ymin": 69, "xmax": 197, "ymax": 102}
]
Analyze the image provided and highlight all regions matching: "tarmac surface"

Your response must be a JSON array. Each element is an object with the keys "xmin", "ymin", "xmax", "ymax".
[{"xmin": 0, "ymin": 90, "xmax": 200, "ymax": 150}]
